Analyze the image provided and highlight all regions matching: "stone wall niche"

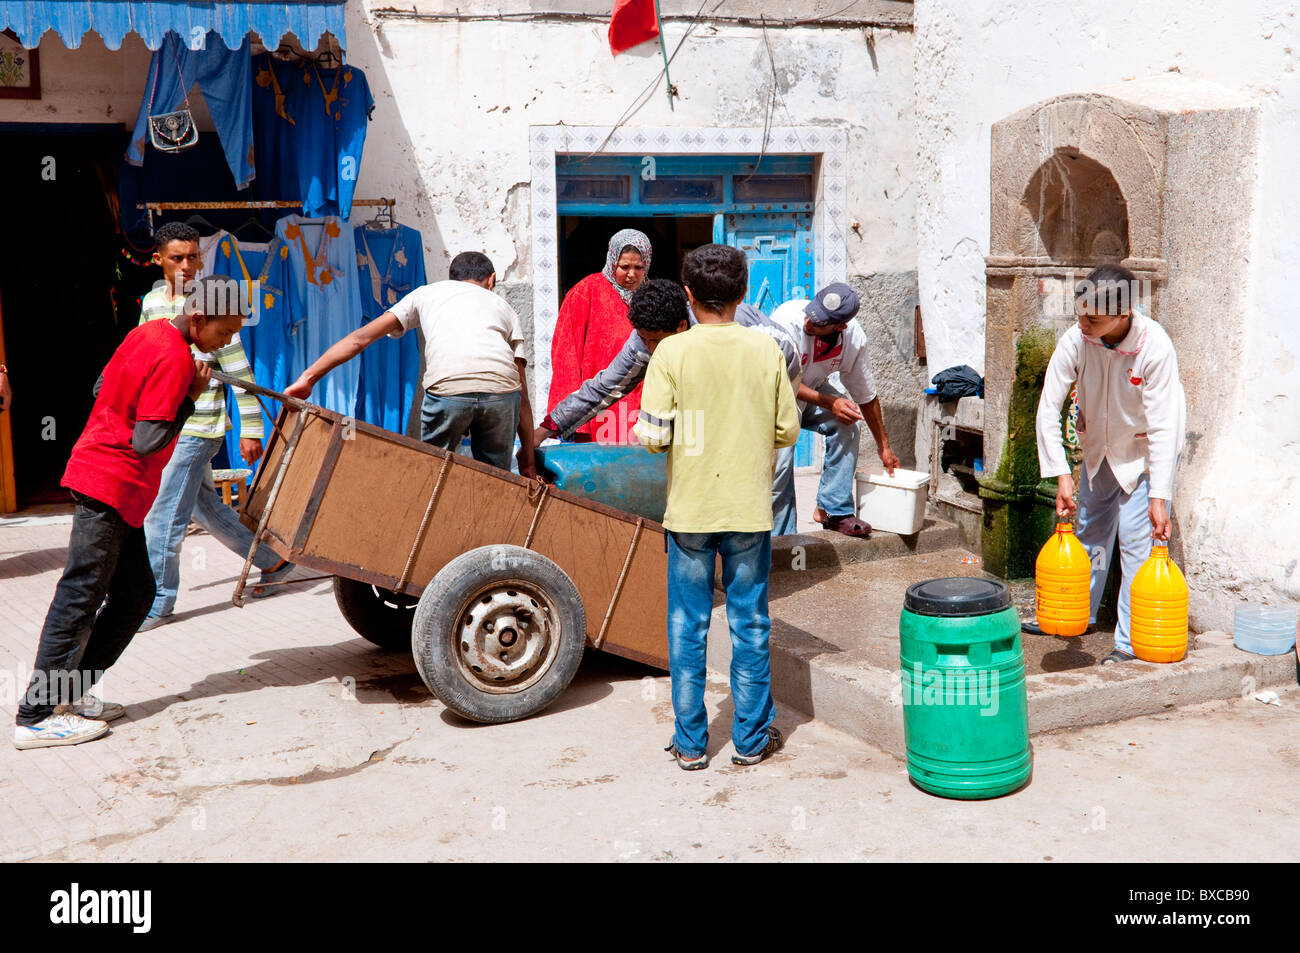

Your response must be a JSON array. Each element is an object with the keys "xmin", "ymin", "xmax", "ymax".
[
  {"xmin": 979, "ymin": 75, "xmax": 1258, "ymax": 581},
  {"xmin": 1021, "ymin": 150, "xmax": 1130, "ymax": 264}
]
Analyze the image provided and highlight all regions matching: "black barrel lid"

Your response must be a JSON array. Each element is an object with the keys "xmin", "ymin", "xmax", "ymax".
[{"xmin": 904, "ymin": 577, "xmax": 1010, "ymax": 617}]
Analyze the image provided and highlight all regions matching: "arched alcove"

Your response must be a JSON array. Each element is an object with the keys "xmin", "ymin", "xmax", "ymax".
[
  {"xmin": 1020, "ymin": 148, "xmax": 1129, "ymax": 264},
  {"xmin": 978, "ymin": 75, "xmax": 1261, "ymax": 639},
  {"xmin": 982, "ymin": 87, "xmax": 1171, "ymax": 579}
]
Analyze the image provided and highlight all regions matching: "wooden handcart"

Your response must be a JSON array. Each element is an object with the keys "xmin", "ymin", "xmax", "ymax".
[{"xmin": 217, "ymin": 373, "xmax": 669, "ymax": 723}]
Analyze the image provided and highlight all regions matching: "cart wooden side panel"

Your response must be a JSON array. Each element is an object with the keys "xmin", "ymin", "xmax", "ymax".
[
  {"xmin": 242, "ymin": 403, "xmax": 669, "ymax": 669},
  {"xmin": 243, "ymin": 408, "xmax": 336, "ymax": 557}
]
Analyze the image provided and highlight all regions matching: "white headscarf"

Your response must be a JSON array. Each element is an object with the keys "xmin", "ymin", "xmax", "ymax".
[{"xmin": 602, "ymin": 229, "xmax": 653, "ymax": 303}]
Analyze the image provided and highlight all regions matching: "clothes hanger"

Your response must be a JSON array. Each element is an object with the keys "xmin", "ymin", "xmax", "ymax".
[
  {"xmin": 234, "ymin": 216, "xmax": 275, "ymax": 242},
  {"xmin": 183, "ymin": 213, "xmax": 221, "ymax": 235},
  {"xmin": 365, "ymin": 201, "xmax": 396, "ymax": 231},
  {"xmin": 315, "ymin": 49, "xmax": 340, "ymax": 69}
]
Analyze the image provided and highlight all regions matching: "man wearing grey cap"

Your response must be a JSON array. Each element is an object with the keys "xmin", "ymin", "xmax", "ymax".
[{"xmin": 769, "ymin": 282, "xmax": 901, "ymax": 536}]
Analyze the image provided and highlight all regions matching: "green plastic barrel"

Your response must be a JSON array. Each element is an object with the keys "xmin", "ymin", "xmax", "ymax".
[{"xmin": 899, "ymin": 577, "xmax": 1032, "ymax": 799}]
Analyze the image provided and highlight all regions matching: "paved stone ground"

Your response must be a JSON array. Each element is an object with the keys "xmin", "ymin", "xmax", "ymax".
[{"xmin": 2, "ymin": 499, "xmax": 1298, "ymax": 862}]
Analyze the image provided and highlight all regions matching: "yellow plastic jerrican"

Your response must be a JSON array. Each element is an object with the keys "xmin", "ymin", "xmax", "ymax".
[
  {"xmin": 1130, "ymin": 544, "xmax": 1189, "ymax": 663},
  {"xmin": 1034, "ymin": 522, "xmax": 1091, "ymax": 637}
]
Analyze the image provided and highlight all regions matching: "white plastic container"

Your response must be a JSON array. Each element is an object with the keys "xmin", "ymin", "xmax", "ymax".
[{"xmin": 855, "ymin": 468, "xmax": 931, "ymax": 536}]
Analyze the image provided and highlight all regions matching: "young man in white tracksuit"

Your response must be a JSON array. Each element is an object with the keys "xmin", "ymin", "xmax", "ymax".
[{"xmin": 1030, "ymin": 265, "xmax": 1187, "ymax": 663}]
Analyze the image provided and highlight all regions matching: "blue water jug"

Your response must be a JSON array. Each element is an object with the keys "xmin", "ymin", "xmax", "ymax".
[{"xmin": 536, "ymin": 444, "xmax": 667, "ymax": 522}]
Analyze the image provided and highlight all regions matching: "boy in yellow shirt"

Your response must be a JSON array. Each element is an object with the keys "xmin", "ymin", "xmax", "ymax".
[{"xmin": 633, "ymin": 246, "xmax": 800, "ymax": 770}]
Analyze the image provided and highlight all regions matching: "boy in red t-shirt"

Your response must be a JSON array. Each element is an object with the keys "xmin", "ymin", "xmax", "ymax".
[{"xmin": 15, "ymin": 276, "xmax": 245, "ymax": 750}]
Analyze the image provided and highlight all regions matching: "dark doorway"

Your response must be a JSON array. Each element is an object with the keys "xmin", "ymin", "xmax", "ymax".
[
  {"xmin": 558, "ymin": 215, "xmax": 714, "ymax": 298},
  {"xmin": 0, "ymin": 125, "xmax": 140, "ymax": 506}
]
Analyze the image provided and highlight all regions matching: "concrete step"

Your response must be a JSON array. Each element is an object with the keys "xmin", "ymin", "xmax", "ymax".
[
  {"xmin": 770, "ymin": 517, "xmax": 963, "ymax": 572},
  {"xmin": 706, "ymin": 547, "xmax": 1299, "ymax": 756}
]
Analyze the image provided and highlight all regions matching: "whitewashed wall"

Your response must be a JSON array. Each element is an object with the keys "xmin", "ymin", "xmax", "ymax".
[{"xmin": 914, "ymin": 0, "xmax": 1300, "ymax": 624}]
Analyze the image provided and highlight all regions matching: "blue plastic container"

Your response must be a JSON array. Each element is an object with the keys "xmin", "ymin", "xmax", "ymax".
[
  {"xmin": 1233, "ymin": 604, "xmax": 1298, "ymax": 656},
  {"xmin": 535, "ymin": 444, "xmax": 667, "ymax": 522}
]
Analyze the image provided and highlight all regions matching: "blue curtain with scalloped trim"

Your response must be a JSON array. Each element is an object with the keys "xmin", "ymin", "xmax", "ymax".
[{"xmin": 0, "ymin": 1, "xmax": 345, "ymax": 51}]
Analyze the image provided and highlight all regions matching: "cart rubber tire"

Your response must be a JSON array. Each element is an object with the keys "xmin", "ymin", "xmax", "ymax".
[
  {"xmin": 412, "ymin": 545, "xmax": 586, "ymax": 724},
  {"xmin": 333, "ymin": 576, "xmax": 418, "ymax": 651}
]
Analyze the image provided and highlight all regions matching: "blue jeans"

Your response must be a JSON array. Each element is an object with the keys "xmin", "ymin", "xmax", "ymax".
[
  {"xmin": 142, "ymin": 435, "xmax": 281, "ymax": 618},
  {"xmin": 420, "ymin": 390, "xmax": 520, "ymax": 471},
  {"xmin": 772, "ymin": 384, "xmax": 861, "ymax": 535},
  {"xmin": 666, "ymin": 531, "xmax": 776, "ymax": 758},
  {"xmin": 1075, "ymin": 460, "xmax": 1175, "ymax": 654}
]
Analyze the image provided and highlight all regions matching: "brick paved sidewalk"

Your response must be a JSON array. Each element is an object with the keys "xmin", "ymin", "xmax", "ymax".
[
  {"xmin": 4, "ymin": 510, "xmax": 1299, "ymax": 863},
  {"xmin": 0, "ymin": 514, "xmax": 419, "ymax": 861},
  {"xmin": 0, "ymin": 474, "xmax": 829, "ymax": 862}
]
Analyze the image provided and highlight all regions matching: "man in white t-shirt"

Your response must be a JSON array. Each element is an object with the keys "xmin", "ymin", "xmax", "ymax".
[
  {"xmin": 769, "ymin": 283, "xmax": 901, "ymax": 536},
  {"xmin": 285, "ymin": 251, "xmax": 535, "ymax": 476}
]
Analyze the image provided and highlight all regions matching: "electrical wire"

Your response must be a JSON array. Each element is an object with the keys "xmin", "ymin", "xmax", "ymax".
[
  {"xmin": 568, "ymin": 0, "xmax": 716, "ymax": 164},
  {"xmin": 762, "ymin": 12, "xmax": 808, "ymax": 154},
  {"xmin": 369, "ymin": 2, "xmax": 911, "ymax": 32},
  {"xmin": 740, "ymin": 14, "xmax": 781, "ymax": 183}
]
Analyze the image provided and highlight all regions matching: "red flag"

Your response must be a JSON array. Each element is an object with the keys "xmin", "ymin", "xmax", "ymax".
[{"xmin": 609, "ymin": 0, "xmax": 660, "ymax": 56}]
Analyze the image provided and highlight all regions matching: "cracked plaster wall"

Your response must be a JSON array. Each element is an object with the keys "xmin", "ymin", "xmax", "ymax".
[
  {"xmin": 915, "ymin": 0, "xmax": 1300, "ymax": 627},
  {"xmin": 348, "ymin": 2, "xmax": 917, "ymax": 388}
]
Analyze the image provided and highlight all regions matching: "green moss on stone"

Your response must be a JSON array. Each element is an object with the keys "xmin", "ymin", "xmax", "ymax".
[
  {"xmin": 993, "ymin": 323, "xmax": 1055, "ymax": 489},
  {"xmin": 982, "ymin": 502, "xmax": 1011, "ymax": 578},
  {"xmin": 980, "ymin": 324, "xmax": 1060, "ymax": 579}
]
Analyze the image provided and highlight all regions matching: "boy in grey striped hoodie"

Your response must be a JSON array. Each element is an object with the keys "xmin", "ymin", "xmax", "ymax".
[{"xmin": 537, "ymin": 287, "xmax": 799, "ymax": 444}]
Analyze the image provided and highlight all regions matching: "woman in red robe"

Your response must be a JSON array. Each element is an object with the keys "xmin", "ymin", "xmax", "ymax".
[{"xmin": 546, "ymin": 229, "xmax": 652, "ymax": 442}]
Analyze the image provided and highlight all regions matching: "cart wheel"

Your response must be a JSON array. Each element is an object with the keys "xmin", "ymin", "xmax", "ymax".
[
  {"xmin": 333, "ymin": 577, "xmax": 418, "ymax": 651},
  {"xmin": 412, "ymin": 545, "xmax": 586, "ymax": 723}
]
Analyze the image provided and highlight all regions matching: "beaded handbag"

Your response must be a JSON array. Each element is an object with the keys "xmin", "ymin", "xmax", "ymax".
[
  {"xmin": 146, "ymin": 39, "xmax": 198, "ymax": 154},
  {"xmin": 149, "ymin": 108, "xmax": 198, "ymax": 152}
]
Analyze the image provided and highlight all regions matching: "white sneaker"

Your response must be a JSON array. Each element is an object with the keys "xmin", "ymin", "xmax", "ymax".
[
  {"xmin": 14, "ymin": 712, "xmax": 110, "ymax": 750},
  {"xmin": 71, "ymin": 694, "xmax": 126, "ymax": 722}
]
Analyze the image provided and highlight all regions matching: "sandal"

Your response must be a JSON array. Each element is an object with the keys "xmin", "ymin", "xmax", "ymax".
[
  {"xmin": 814, "ymin": 508, "xmax": 872, "ymax": 538},
  {"xmin": 732, "ymin": 726, "xmax": 785, "ymax": 766},
  {"xmin": 664, "ymin": 741, "xmax": 709, "ymax": 771},
  {"xmin": 1101, "ymin": 649, "xmax": 1136, "ymax": 665},
  {"xmin": 249, "ymin": 559, "xmax": 296, "ymax": 599}
]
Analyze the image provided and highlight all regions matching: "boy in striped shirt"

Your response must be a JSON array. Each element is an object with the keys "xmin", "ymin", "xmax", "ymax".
[{"xmin": 137, "ymin": 222, "xmax": 293, "ymax": 631}]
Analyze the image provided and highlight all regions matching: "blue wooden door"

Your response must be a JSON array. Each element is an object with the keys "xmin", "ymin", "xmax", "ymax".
[
  {"xmin": 715, "ymin": 211, "xmax": 814, "ymax": 307},
  {"xmin": 715, "ymin": 211, "xmax": 819, "ymax": 468}
]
